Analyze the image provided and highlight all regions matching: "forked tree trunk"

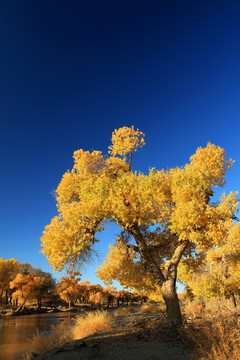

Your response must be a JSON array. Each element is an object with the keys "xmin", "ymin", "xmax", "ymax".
[
  {"xmin": 161, "ymin": 280, "xmax": 182, "ymax": 325},
  {"xmin": 129, "ymin": 224, "xmax": 188, "ymax": 326}
]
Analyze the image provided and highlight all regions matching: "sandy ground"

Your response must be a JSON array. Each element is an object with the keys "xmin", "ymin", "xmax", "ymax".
[{"xmin": 28, "ymin": 312, "xmax": 196, "ymax": 360}]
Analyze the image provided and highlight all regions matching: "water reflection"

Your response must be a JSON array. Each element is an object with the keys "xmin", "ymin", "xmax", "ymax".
[{"xmin": 0, "ymin": 312, "xmax": 79, "ymax": 360}]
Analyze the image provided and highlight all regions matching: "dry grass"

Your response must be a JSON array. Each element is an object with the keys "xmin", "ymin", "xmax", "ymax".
[
  {"xmin": 204, "ymin": 298, "xmax": 239, "ymax": 317},
  {"xmin": 72, "ymin": 310, "xmax": 114, "ymax": 340},
  {"xmin": 137, "ymin": 303, "xmax": 165, "ymax": 314},
  {"xmin": 182, "ymin": 302, "xmax": 240, "ymax": 360},
  {"xmin": 24, "ymin": 324, "xmax": 72, "ymax": 359},
  {"xmin": 184, "ymin": 301, "xmax": 204, "ymax": 319},
  {"xmin": 25, "ymin": 311, "xmax": 115, "ymax": 358},
  {"xmin": 114, "ymin": 307, "xmax": 133, "ymax": 316}
]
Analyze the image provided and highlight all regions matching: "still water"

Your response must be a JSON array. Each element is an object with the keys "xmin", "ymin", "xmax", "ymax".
[{"xmin": 0, "ymin": 311, "xmax": 79, "ymax": 360}]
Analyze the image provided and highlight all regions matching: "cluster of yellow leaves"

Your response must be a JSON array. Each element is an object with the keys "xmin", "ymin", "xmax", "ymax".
[
  {"xmin": 96, "ymin": 242, "xmax": 163, "ymax": 300},
  {"xmin": 108, "ymin": 126, "xmax": 145, "ymax": 159},
  {"xmin": 0, "ymin": 258, "xmax": 20, "ymax": 290},
  {"xmin": 56, "ymin": 276, "xmax": 79, "ymax": 304},
  {"xmin": 10, "ymin": 273, "xmax": 34, "ymax": 302},
  {"xmin": 178, "ymin": 222, "xmax": 240, "ymax": 300},
  {"xmin": 170, "ymin": 143, "xmax": 238, "ymax": 248},
  {"xmin": 9, "ymin": 271, "xmax": 55, "ymax": 305},
  {"xmin": 189, "ymin": 142, "xmax": 234, "ymax": 187}
]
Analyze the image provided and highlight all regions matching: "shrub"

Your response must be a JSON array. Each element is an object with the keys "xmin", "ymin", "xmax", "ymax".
[
  {"xmin": 184, "ymin": 301, "xmax": 203, "ymax": 319},
  {"xmin": 182, "ymin": 314, "xmax": 240, "ymax": 360},
  {"xmin": 72, "ymin": 310, "xmax": 113, "ymax": 340},
  {"xmin": 137, "ymin": 303, "xmax": 165, "ymax": 314},
  {"xmin": 25, "ymin": 324, "xmax": 72, "ymax": 359},
  {"xmin": 114, "ymin": 307, "xmax": 133, "ymax": 316}
]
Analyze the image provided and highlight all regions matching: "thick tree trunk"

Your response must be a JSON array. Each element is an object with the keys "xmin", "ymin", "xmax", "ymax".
[
  {"xmin": 161, "ymin": 280, "xmax": 183, "ymax": 325},
  {"xmin": 129, "ymin": 224, "xmax": 188, "ymax": 326}
]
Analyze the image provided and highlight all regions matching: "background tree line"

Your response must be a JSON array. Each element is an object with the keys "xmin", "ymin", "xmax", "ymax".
[{"xmin": 0, "ymin": 258, "xmax": 147, "ymax": 313}]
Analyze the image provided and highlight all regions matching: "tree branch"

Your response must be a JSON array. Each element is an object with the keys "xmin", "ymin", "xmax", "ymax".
[
  {"xmin": 167, "ymin": 240, "xmax": 189, "ymax": 281},
  {"xmin": 128, "ymin": 152, "xmax": 133, "ymax": 170},
  {"xmin": 124, "ymin": 243, "xmax": 139, "ymax": 252},
  {"xmin": 129, "ymin": 224, "xmax": 166, "ymax": 285}
]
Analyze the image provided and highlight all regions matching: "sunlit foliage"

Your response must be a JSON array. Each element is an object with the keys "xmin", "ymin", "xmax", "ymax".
[
  {"xmin": 9, "ymin": 269, "xmax": 56, "ymax": 310},
  {"xmin": 178, "ymin": 222, "xmax": 240, "ymax": 306},
  {"xmin": 0, "ymin": 258, "xmax": 21, "ymax": 305},
  {"xmin": 56, "ymin": 276, "xmax": 79, "ymax": 310},
  {"xmin": 41, "ymin": 126, "xmax": 237, "ymax": 324}
]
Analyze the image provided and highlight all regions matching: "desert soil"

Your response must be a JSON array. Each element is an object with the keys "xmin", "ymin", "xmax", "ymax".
[{"xmin": 29, "ymin": 312, "xmax": 196, "ymax": 360}]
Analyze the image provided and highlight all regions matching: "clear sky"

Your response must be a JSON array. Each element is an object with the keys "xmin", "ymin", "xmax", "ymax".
[{"xmin": 0, "ymin": 1, "xmax": 240, "ymax": 288}]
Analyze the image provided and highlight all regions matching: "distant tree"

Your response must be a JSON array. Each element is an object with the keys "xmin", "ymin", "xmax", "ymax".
[
  {"xmin": 10, "ymin": 273, "xmax": 34, "ymax": 311},
  {"xmin": 0, "ymin": 258, "xmax": 21, "ymax": 305},
  {"xmin": 76, "ymin": 280, "xmax": 91, "ymax": 303},
  {"xmin": 41, "ymin": 126, "xmax": 237, "ymax": 325},
  {"xmin": 30, "ymin": 270, "xmax": 56, "ymax": 310},
  {"xmin": 10, "ymin": 269, "xmax": 56, "ymax": 311},
  {"xmin": 56, "ymin": 276, "xmax": 79, "ymax": 310}
]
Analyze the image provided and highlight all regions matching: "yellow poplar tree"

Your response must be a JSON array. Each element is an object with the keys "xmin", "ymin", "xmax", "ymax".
[
  {"xmin": 41, "ymin": 126, "xmax": 238, "ymax": 325},
  {"xmin": 56, "ymin": 276, "xmax": 79, "ymax": 310},
  {"xmin": 0, "ymin": 258, "xmax": 20, "ymax": 305}
]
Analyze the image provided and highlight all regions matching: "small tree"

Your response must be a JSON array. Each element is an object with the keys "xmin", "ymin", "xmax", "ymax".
[
  {"xmin": 56, "ymin": 276, "xmax": 79, "ymax": 310},
  {"xmin": 41, "ymin": 126, "xmax": 238, "ymax": 325},
  {"xmin": 31, "ymin": 271, "xmax": 56, "ymax": 310},
  {"xmin": 10, "ymin": 269, "xmax": 56, "ymax": 311},
  {"xmin": 10, "ymin": 273, "xmax": 34, "ymax": 311},
  {"xmin": 0, "ymin": 258, "xmax": 21, "ymax": 305}
]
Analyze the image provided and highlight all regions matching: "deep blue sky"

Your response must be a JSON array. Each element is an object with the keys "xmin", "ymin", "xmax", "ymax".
[{"xmin": 1, "ymin": 1, "xmax": 240, "ymax": 287}]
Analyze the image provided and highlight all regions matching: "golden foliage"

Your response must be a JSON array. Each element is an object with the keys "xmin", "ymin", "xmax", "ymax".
[
  {"xmin": 96, "ymin": 242, "xmax": 163, "ymax": 300},
  {"xmin": 0, "ymin": 258, "xmax": 21, "ymax": 302},
  {"xmin": 178, "ymin": 221, "xmax": 240, "ymax": 301},
  {"xmin": 56, "ymin": 276, "xmax": 79, "ymax": 305},
  {"xmin": 40, "ymin": 126, "xmax": 238, "ymax": 318},
  {"xmin": 10, "ymin": 271, "xmax": 55, "ymax": 307},
  {"xmin": 108, "ymin": 125, "xmax": 145, "ymax": 159}
]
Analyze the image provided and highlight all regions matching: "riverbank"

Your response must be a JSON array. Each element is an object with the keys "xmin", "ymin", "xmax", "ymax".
[
  {"xmin": 0, "ymin": 307, "xmax": 59, "ymax": 317},
  {"xmin": 26, "ymin": 311, "xmax": 195, "ymax": 360},
  {"xmin": 0, "ymin": 304, "xmax": 90, "ymax": 317}
]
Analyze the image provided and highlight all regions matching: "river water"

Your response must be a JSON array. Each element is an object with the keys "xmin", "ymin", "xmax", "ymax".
[{"xmin": 0, "ymin": 311, "xmax": 80, "ymax": 360}]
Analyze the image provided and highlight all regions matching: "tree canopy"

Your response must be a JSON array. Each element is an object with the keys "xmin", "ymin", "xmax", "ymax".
[{"xmin": 41, "ymin": 126, "xmax": 238, "ymax": 324}]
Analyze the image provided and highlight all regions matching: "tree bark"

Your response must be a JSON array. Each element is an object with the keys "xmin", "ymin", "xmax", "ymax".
[
  {"xmin": 38, "ymin": 298, "xmax": 42, "ymax": 311},
  {"xmin": 5, "ymin": 290, "xmax": 8, "ymax": 305},
  {"xmin": 161, "ymin": 279, "xmax": 182, "ymax": 325},
  {"xmin": 129, "ymin": 224, "xmax": 188, "ymax": 326}
]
